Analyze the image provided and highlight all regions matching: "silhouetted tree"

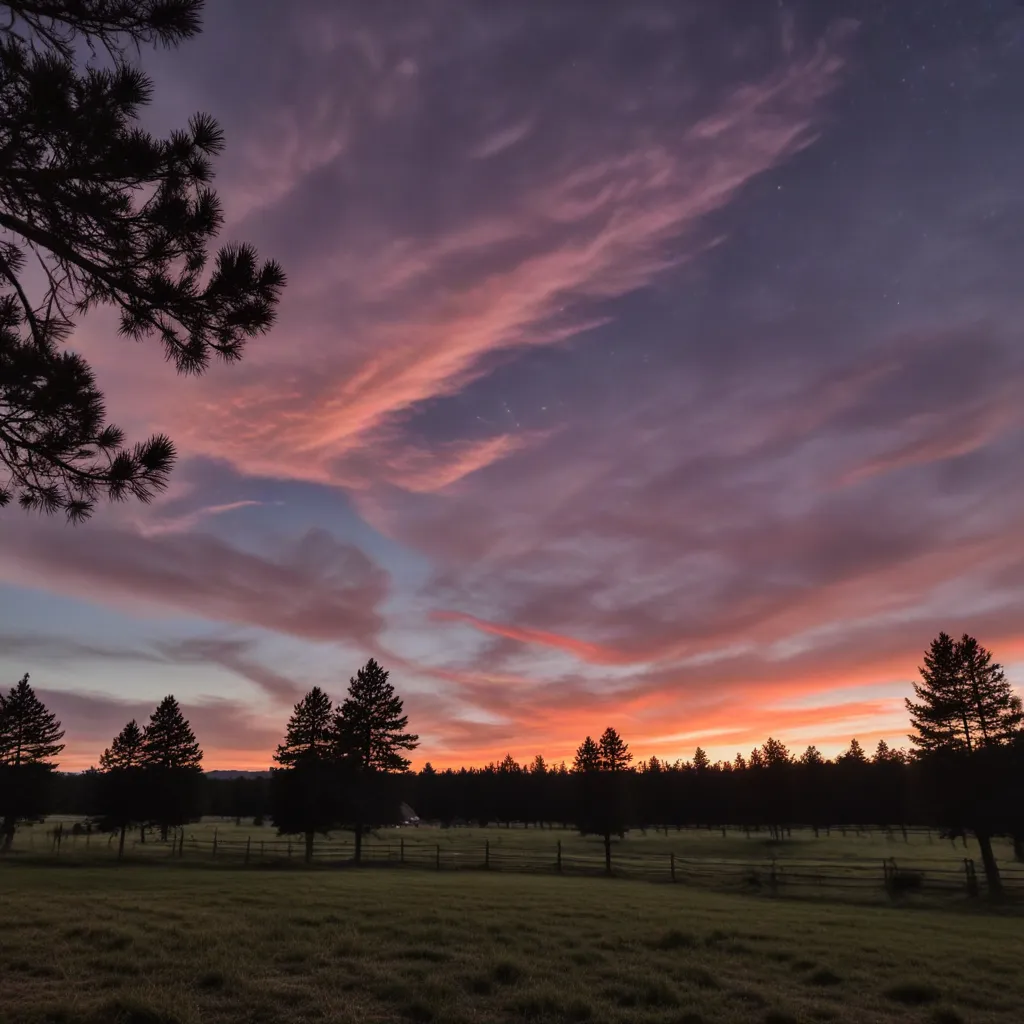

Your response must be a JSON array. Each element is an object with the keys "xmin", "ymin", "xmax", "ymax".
[
  {"xmin": 333, "ymin": 659, "xmax": 418, "ymax": 863},
  {"xmin": 839, "ymin": 738, "xmax": 867, "ymax": 763},
  {"xmin": 97, "ymin": 719, "xmax": 146, "ymax": 858},
  {"xmin": 0, "ymin": 0, "xmax": 285, "ymax": 519},
  {"xmin": 573, "ymin": 728, "xmax": 633, "ymax": 873},
  {"xmin": 908, "ymin": 633, "xmax": 1024, "ymax": 896},
  {"xmin": 907, "ymin": 632, "xmax": 973, "ymax": 753},
  {"xmin": 140, "ymin": 695, "xmax": 202, "ymax": 841},
  {"xmin": 957, "ymin": 635, "xmax": 1023, "ymax": 745},
  {"xmin": 270, "ymin": 686, "xmax": 339, "ymax": 863},
  {"xmin": 0, "ymin": 673, "xmax": 64, "ymax": 848}
]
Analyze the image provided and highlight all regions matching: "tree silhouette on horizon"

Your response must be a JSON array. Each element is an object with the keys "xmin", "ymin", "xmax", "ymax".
[
  {"xmin": 271, "ymin": 687, "xmax": 340, "ymax": 863},
  {"xmin": 574, "ymin": 727, "xmax": 633, "ymax": 873},
  {"xmin": 908, "ymin": 632, "xmax": 1024, "ymax": 896},
  {"xmin": 334, "ymin": 659, "xmax": 419, "ymax": 863},
  {"xmin": 140, "ymin": 695, "xmax": 202, "ymax": 842},
  {"xmin": 97, "ymin": 718, "xmax": 145, "ymax": 858},
  {"xmin": 0, "ymin": 673, "xmax": 64, "ymax": 849}
]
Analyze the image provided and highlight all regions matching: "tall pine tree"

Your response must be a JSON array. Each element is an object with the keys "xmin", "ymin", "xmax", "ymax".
[
  {"xmin": 270, "ymin": 687, "xmax": 339, "ymax": 863},
  {"xmin": 0, "ymin": 0, "xmax": 285, "ymax": 519},
  {"xmin": 575, "ymin": 728, "xmax": 632, "ymax": 874},
  {"xmin": 334, "ymin": 660, "xmax": 419, "ymax": 863},
  {"xmin": 957, "ymin": 635, "xmax": 1023, "ymax": 746},
  {"xmin": 0, "ymin": 674, "xmax": 64, "ymax": 849},
  {"xmin": 97, "ymin": 719, "xmax": 146, "ymax": 859},
  {"xmin": 573, "ymin": 736, "xmax": 601, "ymax": 773},
  {"xmin": 140, "ymin": 696, "xmax": 202, "ymax": 841},
  {"xmin": 907, "ymin": 632, "xmax": 975, "ymax": 752},
  {"xmin": 908, "ymin": 633, "xmax": 1023, "ymax": 896}
]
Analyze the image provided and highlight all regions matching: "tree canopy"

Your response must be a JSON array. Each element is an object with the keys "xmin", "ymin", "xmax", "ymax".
[{"xmin": 0, "ymin": 0, "xmax": 284, "ymax": 519}]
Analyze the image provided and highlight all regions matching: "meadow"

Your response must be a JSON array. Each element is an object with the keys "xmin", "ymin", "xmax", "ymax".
[
  {"xmin": 2, "ymin": 863, "xmax": 1022, "ymax": 1024},
  {"xmin": 13, "ymin": 818, "xmax": 1023, "ymax": 902}
]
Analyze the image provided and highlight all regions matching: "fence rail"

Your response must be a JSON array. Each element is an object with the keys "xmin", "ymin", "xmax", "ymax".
[{"xmin": 7, "ymin": 823, "xmax": 1024, "ymax": 905}]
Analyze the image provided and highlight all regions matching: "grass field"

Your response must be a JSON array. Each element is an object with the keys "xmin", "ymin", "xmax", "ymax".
[
  {"xmin": 2, "ymin": 865, "xmax": 1021, "ymax": 1024},
  {"xmin": 18, "ymin": 816, "xmax": 1020, "ymax": 866},
  {"xmin": 15, "ymin": 819, "xmax": 1022, "ymax": 902}
]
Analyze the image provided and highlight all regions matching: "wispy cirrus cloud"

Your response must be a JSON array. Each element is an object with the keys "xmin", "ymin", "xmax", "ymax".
[{"xmin": 87, "ymin": 8, "xmax": 855, "ymax": 499}]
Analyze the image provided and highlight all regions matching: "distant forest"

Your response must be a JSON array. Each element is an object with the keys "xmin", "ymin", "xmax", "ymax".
[{"xmin": 3, "ymin": 635, "xmax": 1023, "ymax": 891}]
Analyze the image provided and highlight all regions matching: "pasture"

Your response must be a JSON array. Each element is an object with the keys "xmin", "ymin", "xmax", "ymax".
[
  {"xmin": 11, "ymin": 818, "xmax": 1023, "ymax": 903},
  {"xmin": 2, "ymin": 864, "xmax": 1021, "ymax": 1024}
]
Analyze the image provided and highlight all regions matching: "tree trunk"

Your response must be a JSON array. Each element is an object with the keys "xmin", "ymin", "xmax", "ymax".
[
  {"xmin": 118, "ymin": 824, "xmax": 126, "ymax": 860},
  {"xmin": 354, "ymin": 821, "xmax": 363, "ymax": 864},
  {"xmin": 975, "ymin": 830, "xmax": 1003, "ymax": 897},
  {"xmin": 603, "ymin": 832, "xmax": 612, "ymax": 875},
  {"xmin": 1013, "ymin": 834, "xmax": 1024, "ymax": 863},
  {"xmin": 304, "ymin": 830, "xmax": 314, "ymax": 864},
  {"xmin": 139, "ymin": 825, "xmax": 145, "ymax": 844},
  {"xmin": 1, "ymin": 818, "xmax": 14, "ymax": 851},
  {"xmin": 160, "ymin": 824, "xmax": 168, "ymax": 843}
]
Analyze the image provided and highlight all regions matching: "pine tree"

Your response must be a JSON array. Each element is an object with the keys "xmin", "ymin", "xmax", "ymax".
[
  {"xmin": 873, "ymin": 740, "xmax": 905, "ymax": 765},
  {"xmin": 957, "ymin": 635, "xmax": 1023, "ymax": 746},
  {"xmin": 692, "ymin": 746, "xmax": 710, "ymax": 771},
  {"xmin": 97, "ymin": 719, "xmax": 145, "ymax": 858},
  {"xmin": 0, "ymin": 673, "xmax": 64, "ymax": 849},
  {"xmin": 800, "ymin": 745, "xmax": 825, "ymax": 766},
  {"xmin": 598, "ymin": 727, "xmax": 632, "ymax": 771},
  {"xmin": 573, "ymin": 735, "xmax": 601, "ymax": 773},
  {"xmin": 274, "ymin": 686, "xmax": 334, "ymax": 767},
  {"xmin": 270, "ymin": 687, "xmax": 340, "ymax": 863},
  {"xmin": 140, "ymin": 695, "xmax": 202, "ymax": 841},
  {"xmin": 574, "ymin": 728, "xmax": 632, "ymax": 873},
  {"xmin": 839, "ymin": 738, "xmax": 867, "ymax": 763},
  {"xmin": 0, "ymin": 1, "xmax": 285, "ymax": 520},
  {"xmin": 761, "ymin": 737, "xmax": 791, "ymax": 767},
  {"xmin": 141, "ymin": 696, "xmax": 202, "ymax": 769},
  {"xmin": 100, "ymin": 720, "xmax": 144, "ymax": 772},
  {"xmin": 908, "ymin": 633, "xmax": 1023, "ymax": 896},
  {"xmin": 333, "ymin": 660, "xmax": 419, "ymax": 862},
  {"xmin": 906, "ymin": 632, "xmax": 972, "ymax": 751},
  {"xmin": 334, "ymin": 660, "xmax": 419, "ymax": 772}
]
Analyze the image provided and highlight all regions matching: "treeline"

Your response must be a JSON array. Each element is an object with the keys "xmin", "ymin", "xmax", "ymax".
[{"xmin": 2, "ymin": 634, "xmax": 1023, "ymax": 890}]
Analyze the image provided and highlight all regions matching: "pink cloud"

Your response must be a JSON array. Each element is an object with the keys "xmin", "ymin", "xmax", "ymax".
[{"xmin": 80, "ymin": 23, "xmax": 852, "ymax": 498}]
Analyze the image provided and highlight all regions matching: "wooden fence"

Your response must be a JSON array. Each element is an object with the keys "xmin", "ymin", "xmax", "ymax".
[{"xmin": 10, "ymin": 824, "xmax": 1024, "ymax": 904}]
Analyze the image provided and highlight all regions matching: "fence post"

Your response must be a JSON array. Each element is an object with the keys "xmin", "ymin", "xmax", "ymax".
[
  {"xmin": 557, "ymin": 840, "xmax": 562, "ymax": 873},
  {"xmin": 212, "ymin": 828, "xmax": 218, "ymax": 859},
  {"xmin": 288, "ymin": 841, "xmax": 293, "ymax": 860},
  {"xmin": 400, "ymin": 838, "xmax": 405, "ymax": 864},
  {"xmin": 485, "ymin": 839, "xmax": 490, "ymax": 870},
  {"xmin": 964, "ymin": 858, "xmax": 979, "ymax": 897},
  {"xmin": 178, "ymin": 829, "xmax": 184, "ymax": 858},
  {"xmin": 436, "ymin": 844, "xmax": 441, "ymax": 871},
  {"xmin": 260, "ymin": 840, "xmax": 265, "ymax": 861},
  {"xmin": 245, "ymin": 836, "xmax": 251, "ymax": 865},
  {"xmin": 670, "ymin": 852, "xmax": 676, "ymax": 882}
]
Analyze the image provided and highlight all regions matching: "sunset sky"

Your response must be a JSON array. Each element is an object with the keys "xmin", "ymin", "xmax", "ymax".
[{"xmin": 1, "ymin": 0, "xmax": 1022, "ymax": 771}]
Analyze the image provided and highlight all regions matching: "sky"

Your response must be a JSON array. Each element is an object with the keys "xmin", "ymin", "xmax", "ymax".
[{"xmin": 1, "ymin": 0, "xmax": 1023, "ymax": 771}]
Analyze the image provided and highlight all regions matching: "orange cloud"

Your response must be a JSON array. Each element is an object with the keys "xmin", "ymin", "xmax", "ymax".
[{"xmin": 430, "ymin": 610, "xmax": 636, "ymax": 665}]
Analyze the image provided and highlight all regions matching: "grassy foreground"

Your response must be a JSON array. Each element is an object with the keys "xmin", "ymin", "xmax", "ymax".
[{"xmin": 2, "ymin": 867, "xmax": 1020, "ymax": 1024}]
